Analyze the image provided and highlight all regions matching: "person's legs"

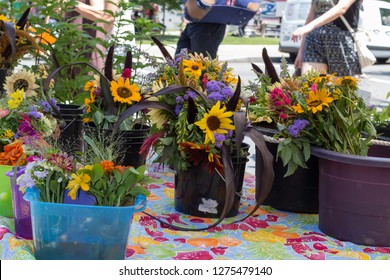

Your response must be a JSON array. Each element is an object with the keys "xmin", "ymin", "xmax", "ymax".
[
  {"xmin": 302, "ymin": 62, "xmax": 328, "ymax": 75},
  {"xmin": 188, "ymin": 22, "xmax": 226, "ymax": 58},
  {"xmin": 175, "ymin": 24, "xmax": 192, "ymax": 57}
]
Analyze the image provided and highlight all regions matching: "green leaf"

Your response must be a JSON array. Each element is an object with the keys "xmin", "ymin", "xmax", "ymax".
[
  {"xmin": 302, "ymin": 142, "xmax": 311, "ymax": 161},
  {"xmin": 91, "ymin": 164, "xmax": 104, "ymax": 183},
  {"xmin": 129, "ymin": 185, "xmax": 150, "ymax": 197}
]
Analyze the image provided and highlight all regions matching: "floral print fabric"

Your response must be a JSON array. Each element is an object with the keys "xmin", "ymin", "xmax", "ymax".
[{"xmin": 1, "ymin": 163, "xmax": 390, "ymax": 260}]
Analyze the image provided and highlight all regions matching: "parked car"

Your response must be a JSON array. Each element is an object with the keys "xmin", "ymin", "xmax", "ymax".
[{"xmin": 279, "ymin": 0, "xmax": 390, "ymax": 63}]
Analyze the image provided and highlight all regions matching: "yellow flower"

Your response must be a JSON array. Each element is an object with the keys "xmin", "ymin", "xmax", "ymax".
[
  {"xmin": 223, "ymin": 70, "xmax": 238, "ymax": 84},
  {"xmin": 4, "ymin": 69, "xmax": 39, "ymax": 97},
  {"xmin": 195, "ymin": 101, "xmax": 235, "ymax": 144},
  {"xmin": 7, "ymin": 89, "xmax": 25, "ymax": 109},
  {"xmin": 2, "ymin": 129, "xmax": 14, "ymax": 139},
  {"xmin": 84, "ymin": 81, "xmax": 96, "ymax": 93},
  {"xmin": 0, "ymin": 15, "xmax": 11, "ymax": 22},
  {"xmin": 84, "ymin": 91, "xmax": 95, "ymax": 113},
  {"xmin": 110, "ymin": 77, "xmax": 141, "ymax": 104},
  {"xmin": 66, "ymin": 173, "xmax": 91, "ymax": 200},
  {"xmin": 291, "ymin": 103, "xmax": 304, "ymax": 114},
  {"xmin": 183, "ymin": 60, "xmax": 203, "ymax": 80},
  {"xmin": 305, "ymin": 88, "xmax": 334, "ymax": 114},
  {"xmin": 339, "ymin": 76, "xmax": 358, "ymax": 89}
]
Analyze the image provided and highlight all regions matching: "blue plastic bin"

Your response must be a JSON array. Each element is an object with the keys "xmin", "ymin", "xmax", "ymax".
[{"xmin": 25, "ymin": 188, "xmax": 146, "ymax": 260}]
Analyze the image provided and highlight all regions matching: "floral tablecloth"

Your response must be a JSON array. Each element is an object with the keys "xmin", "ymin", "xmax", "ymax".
[{"xmin": 1, "ymin": 164, "xmax": 390, "ymax": 260}]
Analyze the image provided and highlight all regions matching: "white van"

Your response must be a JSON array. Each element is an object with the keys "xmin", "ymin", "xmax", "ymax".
[{"xmin": 279, "ymin": 0, "xmax": 390, "ymax": 63}]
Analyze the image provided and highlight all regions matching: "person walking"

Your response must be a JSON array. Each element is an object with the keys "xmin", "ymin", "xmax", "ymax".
[
  {"xmin": 292, "ymin": 0, "xmax": 363, "ymax": 77},
  {"xmin": 175, "ymin": 0, "xmax": 260, "ymax": 59}
]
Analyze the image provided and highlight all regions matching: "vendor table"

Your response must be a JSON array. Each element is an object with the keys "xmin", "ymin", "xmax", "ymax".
[{"xmin": 1, "ymin": 164, "xmax": 389, "ymax": 260}]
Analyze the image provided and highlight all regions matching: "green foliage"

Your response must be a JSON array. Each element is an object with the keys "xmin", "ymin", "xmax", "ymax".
[{"xmin": 79, "ymin": 164, "xmax": 151, "ymax": 206}]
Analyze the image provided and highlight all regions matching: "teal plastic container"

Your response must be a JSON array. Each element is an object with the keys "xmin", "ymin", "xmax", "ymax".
[{"xmin": 25, "ymin": 188, "xmax": 146, "ymax": 260}]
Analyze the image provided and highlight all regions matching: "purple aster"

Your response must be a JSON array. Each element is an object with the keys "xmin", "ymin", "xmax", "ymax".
[
  {"xmin": 49, "ymin": 98, "xmax": 60, "ymax": 112},
  {"xmin": 28, "ymin": 111, "xmax": 42, "ymax": 119},
  {"xmin": 176, "ymin": 96, "xmax": 184, "ymax": 104},
  {"xmin": 206, "ymin": 80, "xmax": 221, "ymax": 92},
  {"xmin": 207, "ymin": 91, "xmax": 225, "ymax": 101},
  {"xmin": 214, "ymin": 133, "xmax": 226, "ymax": 148},
  {"xmin": 175, "ymin": 104, "xmax": 183, "ymax": 115},
  {"xmin": 288, "ymin": 119, "xmax": 310, "ymax": 138},
  {"xmin": 40, "ymin": 101, "xmax": 51, "ymax": 113},
  {"xmin": 221, "ymin": 86, "xmax": 233, "ymax": 98},
  {"xmin": 184, "ymin": 90, "xmax": 197, "ymax": 100}
]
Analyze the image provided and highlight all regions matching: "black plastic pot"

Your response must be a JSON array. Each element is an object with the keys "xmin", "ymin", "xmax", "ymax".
[
  {"xmin": 174, "ymin": 143, "xmax": 250, "ymax": 218},
  {"xmin": 376, "ymin": 123, "xmax": 390, "ymax": 141},
  {"xmin": 312, "ymin": 145, "xmax": 390, "ymax": 247},
  {"xmin": 54, "ymin": 104, "xmax": 85, "ymax": 154},
  {"xmin": 255, "ymin": 126, "xmax": 319, "ymax": 213}
]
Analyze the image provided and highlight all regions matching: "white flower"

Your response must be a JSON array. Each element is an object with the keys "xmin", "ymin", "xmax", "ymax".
[{"xmin": 198, "ymin": 198, "xmax": 218, "ymax": 214}]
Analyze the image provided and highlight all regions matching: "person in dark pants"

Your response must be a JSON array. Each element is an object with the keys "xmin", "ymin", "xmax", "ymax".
[{"xmin": 175, "ymin": 21, "xmax": 226, "ymax": 59}]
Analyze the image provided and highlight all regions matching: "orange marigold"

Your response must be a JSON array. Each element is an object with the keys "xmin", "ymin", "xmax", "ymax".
[
  {"xmin": 114, "ymin": 165, "xmax": 130, "ymax": 174},
  {"xmin": 0, "ymin": 142, "xmax": 26, "ymax": 166},
  {"xmin": 100, "ymin": 160, "xmax": 114, "ymax": 173}
]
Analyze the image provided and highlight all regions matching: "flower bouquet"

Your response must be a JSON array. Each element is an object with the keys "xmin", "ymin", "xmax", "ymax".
[
  {"xmin": 18, "ymin": 135, "xmax": 153, "ymax": 259},
  {"xmin": 114, "ymin": 37, "xmax": 274, "ymax": 225}
]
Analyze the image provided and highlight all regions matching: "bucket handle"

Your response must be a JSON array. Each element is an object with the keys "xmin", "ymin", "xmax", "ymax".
[{"xmin": 133, "ymin": 195, "xmax": 147, "ymax": 212}]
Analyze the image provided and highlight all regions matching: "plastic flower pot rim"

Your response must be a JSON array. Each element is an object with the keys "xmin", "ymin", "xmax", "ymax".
[{"xmin": 311, "ymin": 145, "xmax": 390, "ymax": 168}]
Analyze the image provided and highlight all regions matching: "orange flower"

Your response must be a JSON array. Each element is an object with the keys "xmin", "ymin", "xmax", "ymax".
[
  {"xmin": 114, "ymin": 165, "xmax": 130, "ymax": 174},
  {"xmin": 100, "ymin": 160, "xmax": 114, "ymax": 173},
  {"xmin": 0, "ymin": 142, "xmax": 26, "ymax": 166}
]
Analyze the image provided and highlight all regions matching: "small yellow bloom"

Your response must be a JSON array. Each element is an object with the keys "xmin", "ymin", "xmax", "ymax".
[
  {"xmin": 66, "ymin": 173, "xmax": 91, "ymax": 200},
  {"xmin": 0, "ymin": 14, "xmax": 11, "ymax": 22},
  {"xmin": 7, "ymin": 89, "xmax": 25, "ymax": 109},
  {"xmin": 292, "ymin": 103, "xmax": 304, "ymax": 114},
  {"xmin": 2, "ymin": 129, "xmax": 14, "ymax": 139}
]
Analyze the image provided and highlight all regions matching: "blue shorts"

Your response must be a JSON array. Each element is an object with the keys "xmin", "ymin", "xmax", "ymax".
[{"xmin": 303, "ymin": 24, "xmax": 362, "ymax": 76}]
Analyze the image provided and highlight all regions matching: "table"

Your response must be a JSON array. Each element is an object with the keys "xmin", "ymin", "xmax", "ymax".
[{"xmin": 1, "ymin": 164, "xmax": 390, "ymax": 260}]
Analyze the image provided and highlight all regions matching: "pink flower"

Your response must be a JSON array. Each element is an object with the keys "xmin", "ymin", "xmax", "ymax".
[
  {"xmin": 122, "ymin": 68, "xmax": 132, "ymax": 79},
  {"xmin": 311, "ymin": 83, "xmax": 318, "ymax": 93},
  {"xmin": 0, "ymin": 109, "xmax": 10, "ymax": 118}
]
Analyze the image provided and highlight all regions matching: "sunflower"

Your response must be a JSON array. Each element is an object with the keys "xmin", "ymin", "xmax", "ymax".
[
  {"xmin": 84, "ymin": 81, "xmax": 96, "ymax": 93},
  {"xmin": 66, "ymin": 173, "xmax": 91, "ymax": 200},
  {"xmin": 305, "ymin": 88, "xmax": 334, "ymax": 114},
  {"xmin": 195, "ymin": 101, "xmax": 235, "ymax": 144},
  {"xmin": 7, "ymin": 89, "xmax": 25, "ymax": 109},
  {"xmin": 4, "ymin": 69, "xmax": 39, "ymax": 97},
  {"xmin": 339, "ymin": 76, "xmax": 358, "ymax": 89},
  {"xmin": 110, "ymin": 77, "xmax": 141, "ymax": 104},
  {"xmin": 84, "ymin": 91, "xmax": 96, "ymax": 113},
  {"xmin": 183, "ymin": 60, "xmax": 203, "ymax": 80}
]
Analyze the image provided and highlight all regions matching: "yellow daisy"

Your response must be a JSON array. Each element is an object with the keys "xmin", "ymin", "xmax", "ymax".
[
  {"xmin": 66, "ymin": 173, "xmax": 91, "ymax": 200},
  {"xmin": 84, "ymin": 91, "xmax": 95, "ymax": 113},
  {"xmin": 84, "ymin": 81, "xmax": 96, "ymax": 93},
  {"xmin": 110, "ymin": 77, "xmax": 141, "ymax": 104},
  {"xmin": 195, "ymin": 101, "xmax": 235, "ymax": 144},
  {"xmin": 7, "ymin": 89, "xmax": 25, "ymax": 109},
  {"xmin": 339, "ymin": 76, "xmax": 358, "ymax": 89},
  {"xmin": 291, "ymin": 103, "xmax": 305, "ymax": 114},
  {"xmin": 305, "ymin": 88, "xmax": 334, "ymax": 114},
  {"xmin": 183, "ymin": 60, "xmax": 203, "ymax": 80},
  {"xmin": 4, "ymin": 69, "xmax": 39, "ymax": 97}
]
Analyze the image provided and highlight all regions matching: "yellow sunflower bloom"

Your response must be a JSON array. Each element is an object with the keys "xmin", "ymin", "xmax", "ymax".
[
  {"xmin": 339, "ymin": 76, "xmax": 358, "ymax": 89},
  {"xmin": 84, "ymin": 91, "xmax": 96, "ymax": 113},
  {"xmin": 183, "ymin": 60, "xmax": 203, "ymax": 80},
  {"xmin": 4, "ymin": 70, "xmax": 39, "ymax": 97},
  {"xmin": 66, "ymin": 173, "xmax": 91, "ymax": 200},
  {"xmin": 110, "ymin": 77, "xmax": 141, "ymax": 104},
  {"xmin": 306, "ymin": 88, "xmax": 334, "ymax": 114},
  {"xmin": 195, "ymin": 101, "xmax": 235, "ymax": 144},
  {"xmin": 7, "ymin": 89, "xmax": 25, "ymax": 109}
]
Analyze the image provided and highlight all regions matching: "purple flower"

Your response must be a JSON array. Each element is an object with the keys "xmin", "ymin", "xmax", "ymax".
[
  {"xmin": 40, "ymin": 101, "xmax": 51, "ymax": 112},
  {"xmin": 28, "ymin": 111, "xmax": 42, "ymax": 119},
  {"xmin": 176, "ymin": 96, "xmax": 184, "ymax": 104},
  {"xmin": 207, "ymin": 91, "xmax": 225, "ymax": 101},
  {"xmin": 214, "ymin": 133, "xmax": 226, "ymax": 148},
  {"xmin": 49, "ymin": 98, "xmax": 60, "ymax": 112},
  {"xmin": 184, "ymin": 90, "xmax": 196, "ymax": 100},
  {"xmin": 206, "ymin": 80, "xmax": 221, "ymax": 92},
  {"xmin": 175, "ymin": 104, "xmax": 183, "ymax": 115},
  {"xmin": 221, "ymin": 86, "xmax": 233, "ymax": 98},
  {"xmin": 288, "ymin": 119, "xmax": 310, "ymax": 138},
  {"xmin": 18, "ymin": 121, "xmax": 37, "ymax": 137}
]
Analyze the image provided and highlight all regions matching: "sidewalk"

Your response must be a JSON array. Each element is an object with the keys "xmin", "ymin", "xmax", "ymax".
[{"xmin": 141, "ymin": 43, "xmax": 283, "ymax": 63}]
